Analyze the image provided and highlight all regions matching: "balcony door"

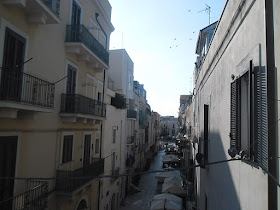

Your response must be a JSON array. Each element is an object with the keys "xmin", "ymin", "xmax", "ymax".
[
  {"xmin": 83, "ymin": 135, "xmax": 91, "ymax": 166},
  {"xmin": 1, "ymin": 27, "xmax": 26, "ymax": 101},
  {"xmin": 65, "ymin": 64, "xmax": 77, "ymax": 112},
  {"xmin": 0, "ymin": 136, "xmax": 18, "ymax": 209},
  {"xmin": 71, "ymin": 1, "xmax": 81, "ymax": 26},
  {"xmin": 71, "ymin": 1, "xmax": 81, "ymax": 41}
]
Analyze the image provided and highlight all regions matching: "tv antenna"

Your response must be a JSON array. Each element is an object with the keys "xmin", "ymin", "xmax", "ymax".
[{"xmin": 198, "ymin": 4, "xmax": 211, "ymax": 24}]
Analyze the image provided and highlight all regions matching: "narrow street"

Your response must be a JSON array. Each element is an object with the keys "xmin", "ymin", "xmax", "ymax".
[{"xmin": 121, "ymin": 149, "xmax": 165, "ymax": 210}]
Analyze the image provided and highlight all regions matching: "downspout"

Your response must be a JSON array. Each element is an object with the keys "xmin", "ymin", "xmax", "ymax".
[
  {"xmin": 265, "ymin": 1, "xmax": 277, "ymax": 210},
  {"xmin": 95, "ymin": 13, "xmax": 107, "ymax": 49},
  {"xmin": 98, "ymin": 69, "xmax": 106, "ymax": 210}
]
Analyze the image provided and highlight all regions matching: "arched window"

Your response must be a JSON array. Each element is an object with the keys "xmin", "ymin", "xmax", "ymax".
[{"xmin": 76, "ymin": 199, "xmax": 87, "ymax": 210}]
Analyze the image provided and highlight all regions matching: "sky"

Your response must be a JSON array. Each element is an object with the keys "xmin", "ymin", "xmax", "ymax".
[{"xmin": 109, "ymin": 0, "xmax": 226, "ymax": 117}]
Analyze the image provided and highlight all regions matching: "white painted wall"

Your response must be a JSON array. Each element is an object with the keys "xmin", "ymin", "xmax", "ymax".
[{"xmin": 194, "ymin": 0, "xmax": 269, "ymax": 209}]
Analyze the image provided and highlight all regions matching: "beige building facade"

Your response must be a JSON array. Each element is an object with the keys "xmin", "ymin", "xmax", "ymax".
[{"xmin": 0, "ymin": 0, "xmax": 114, "ymax": 209}]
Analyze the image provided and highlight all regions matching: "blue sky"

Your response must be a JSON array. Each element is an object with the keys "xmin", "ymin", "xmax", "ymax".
[{"xmin": 109, "ymin": 0, "xmax": 226, "ymax": 117}]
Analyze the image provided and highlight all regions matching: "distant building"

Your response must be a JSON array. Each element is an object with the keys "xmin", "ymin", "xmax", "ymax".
[{"xmin": 160, "ymin": 116, "xmax": 178, "ymax": 138}]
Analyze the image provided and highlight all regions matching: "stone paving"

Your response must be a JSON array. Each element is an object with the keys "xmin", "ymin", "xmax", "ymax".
[{"xmin": 120, "ymin": 149, "xmax": 165, "ymax": 210}]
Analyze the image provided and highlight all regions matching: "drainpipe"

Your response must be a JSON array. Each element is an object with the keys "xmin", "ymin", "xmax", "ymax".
[
  {"xmin": 98, "ymin": 69, "xmax": 106, "ymax": 210},
  {"xmin": 265, "ymin": 1, "xmax": 277, "ymax": 209},
  {"xmin": 95, "ymin": 12, "xmax": 107, "ymax": 49}
]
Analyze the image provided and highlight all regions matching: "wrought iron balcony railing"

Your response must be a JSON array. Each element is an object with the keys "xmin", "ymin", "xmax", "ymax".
[
  {"xmin": 127, "ymin": 110, "xmax": 137, "ymax": 119},
  {"xmin": 65, "ymin": 25, "xmax": 109, "ymax": 65},
  {"xmin": 0, "ymin": 68, "xmax": 55, "ymax": 108},
  {"xmin": 61, "ymin": 94, "xmax": 106, "ymax": 117},
  {"xmin": 41, "ymin": 0, "xmax": 60, "ymax": 16},
  {"xmin": 56, "ymin": 158, "xmax": 104, "ymax": 192},
  {"xmin": 0, "ymin": 181, "xmax": 48, "ymax": 210}
]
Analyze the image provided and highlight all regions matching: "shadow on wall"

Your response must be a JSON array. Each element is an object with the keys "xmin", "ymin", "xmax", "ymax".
[{"xmin": 199, "ymin": 132, "xmax": 241, "ymax": 210}]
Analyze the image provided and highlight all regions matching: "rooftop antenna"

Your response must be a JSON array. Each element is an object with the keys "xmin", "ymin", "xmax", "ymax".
[{"xmin": 198, "ymin": 4, "xmax": 211, "ymax": 25}]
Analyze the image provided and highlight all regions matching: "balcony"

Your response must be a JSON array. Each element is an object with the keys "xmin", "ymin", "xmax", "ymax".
[
  {"xmin": 0, "ymin": 181, "xmax": 48, "ymax": 209},
  {"xmin": 56, "ymin": 158, "xmax": 104, "ymax": 194},
  {"xmin": 0, "ymin": 69, "xmax": 55, "ymax": 118},
  {"xmin": 127, "ymin": 110, "xmax": 137, "ymax": 119},
  {"xmin": 127, "ymin": 136, "xmax": 135, "ymax": 145},
  {"xmin": 60, "ymin": 94, "xmax": 106, "ymax": 123},
  {"xmin": 65, "ymin": 25, "xmax": 109, "ymax": 70},
  {"xmin": 2, "ymin": 0, "xmax": 60, "ymax": 24}
]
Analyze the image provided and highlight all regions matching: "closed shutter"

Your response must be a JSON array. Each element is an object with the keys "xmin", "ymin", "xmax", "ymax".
[
  {"xmin": 230, "ymin": 79, "xmax": 241, "ymax": 152},
  {"xmin": 254, "ymin": 66, "xmax": 268, "ymax": 170}
]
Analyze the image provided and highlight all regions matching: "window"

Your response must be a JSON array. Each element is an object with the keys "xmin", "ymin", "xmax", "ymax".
[
  {"xmin": 112, "ymin": 127, "xmax": 116, "ymax": 143},
  {"xmin": 62, "ymin": 135, "xmax": 73, "ymax": 163},
  {"xmin": 98, "ymin": 92, "xmax": 102, "ymax": 102},
  {"xmin": 172, "ymin": 130, "xmax": 175, "ymax": 135},
  {"xmin": 83, "ymin": 134, "xmax": 91, "ymax": 166},
  {"xmin": 90, "ymin": 18, "xmax": 99, "ymax": 39},
  {"xmin": 1, "ymin": 27, "xmax": 26, "ymax": 101},
  {"xmin": 111, "ymin": 152, "xmax": 115, "ymax": 173},
  {"xmin": 229, "ymin": 61, "xmax": 268, "ymax": 169},
  {"xmin": 66, "ymin": 64, "xmax": 77, "ymax": 94},
  {"xmin": 71, "ymin": 1, "xmax": 81, "ymax": 26},
  {"xmin": 99, "ymin": 31, "xmax": 106, "ymax": 49},
  {"xmin": 95, "ymin": 139, "xmax": 100, "ymax": 154}
]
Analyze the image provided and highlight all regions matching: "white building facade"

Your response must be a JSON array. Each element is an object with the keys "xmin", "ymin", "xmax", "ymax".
[{"xmin": 192, "ymin": 0, "xmax": 279, "ymax": 209}]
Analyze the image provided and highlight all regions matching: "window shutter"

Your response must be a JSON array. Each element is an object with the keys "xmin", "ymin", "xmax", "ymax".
[
  {"xmin": 230, "ymin": 79, "xmax": 241, "ymax": 153},
  {"xmin": 254, "ymin": 66, "xmax": 268, "ymax": 170}
]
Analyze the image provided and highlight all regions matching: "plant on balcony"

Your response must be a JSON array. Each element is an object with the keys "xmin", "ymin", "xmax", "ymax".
[{"xmin": 111, "ymin": 93, "xmax": 127, "ymax": 109}]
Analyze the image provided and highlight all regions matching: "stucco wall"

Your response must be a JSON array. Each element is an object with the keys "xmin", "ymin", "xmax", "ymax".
[{"xmin": 194, "ymin": 0, "xmax": 268, "ymax": 209}]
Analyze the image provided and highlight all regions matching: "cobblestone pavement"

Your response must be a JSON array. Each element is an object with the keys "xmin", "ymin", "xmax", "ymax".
[{"xmin": 120, "ymin": 149, "xmax": 165, "ymax": 210}]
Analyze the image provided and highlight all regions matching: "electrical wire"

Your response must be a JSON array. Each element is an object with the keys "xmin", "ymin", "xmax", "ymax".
[
  {"xmin": 0, "ymin": 58, "xmax": 68, "ymax": 85},
  {"xmin": 0, "ymin": 157, "xmax": 279, "ymax": 188}
]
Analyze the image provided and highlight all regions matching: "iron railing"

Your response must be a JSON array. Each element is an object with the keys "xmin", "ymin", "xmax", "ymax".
[
  {"xmin": 65, "ymin": 25, "xmax": 109, "ymax": 65},
  {"xmin": 41, "ymin": 0, "xmax": 60, "ymax": 16},
  {"xmin": 56, "ymin": 158, "xmax": 104, "ymax": 192},
  {"xmin": 127, "ymin": 136, "xmax": 135, "ymax": 144},
  {"xmin": 127, "ymin": 110, "xmax": 137, "ymax": 119},
  {"xmin": 61, "ymin": 94, "xmax": 106, "ymax": 117},
  {"xmin": 0, "ymin": 181, "xmax": 48, "ymax": 210},
  {"xmin": 0, "ymin": 69, "xmax": 55, "ymax": 108}
]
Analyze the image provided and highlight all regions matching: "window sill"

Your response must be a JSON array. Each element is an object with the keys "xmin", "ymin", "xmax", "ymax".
[{"xmin": 241, "ymin": 159, "xmax": 260, "ymax": 169}]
